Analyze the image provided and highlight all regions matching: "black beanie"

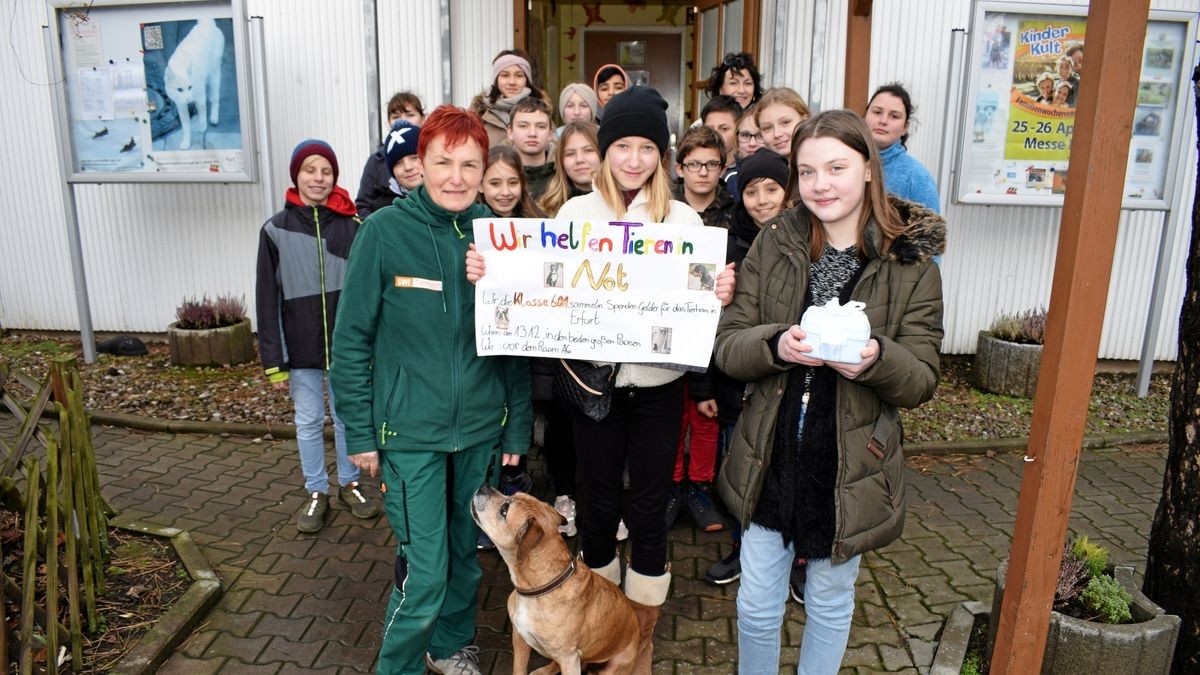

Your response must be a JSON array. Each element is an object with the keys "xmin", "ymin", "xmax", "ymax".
[
  {"xmin": 738, "ymin": 148, "xmax": 789, "ymax": 199},
  {"xmin": 598, "ymin": 86, "xmax": 670, "ymax": 157},
  {"xmin": 384, "ymin": 120, "xmax": 421, "ymax": 169}
]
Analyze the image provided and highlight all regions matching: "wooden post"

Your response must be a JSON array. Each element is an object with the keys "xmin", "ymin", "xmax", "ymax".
[
  {"xmin": 990, "ymin": 1, "xmax": 1151, "ymax": 672},
  {"xmin": 513, "ymin": 0, "xmax": 527, "ymax": 53},
  {"xmin": 843, "ymin": 0, "xmax": 873, "ymax": 110}
]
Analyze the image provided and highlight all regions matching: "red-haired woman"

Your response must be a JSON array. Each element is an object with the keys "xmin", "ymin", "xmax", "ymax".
[{"xmin": 331, "ymin": 104, "xmax": 532, "ymax": 675}]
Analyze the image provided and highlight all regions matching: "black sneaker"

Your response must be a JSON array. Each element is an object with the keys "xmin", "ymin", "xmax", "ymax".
[
  {"xmin": 790, "ymin": 560, "xmax": 807, "ymax": 604},
  {"xmin": 296, "ymin": 491, "xmax": 328, "ymax": 534},
  {"xmin": 704, "ymin": 548, "xmax": 741, "ymax": 585},
  {"xmin": 686, "ymin": 483, "xmax": 724, "ymax": 532},
  {"xmin": 664, "ymin": 483, "xmax": 685, "ymax": 528},
  {"xmin": 338, "ymin": 481, "xmax": 380, "ymax": 519}
]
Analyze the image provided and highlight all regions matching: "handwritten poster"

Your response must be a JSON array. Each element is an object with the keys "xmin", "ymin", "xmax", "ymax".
[
  {"xmin": 473, "ymin": 218, "xmax": 727, "ymax": 368},
  {"xmin": 957, "ymin": 3, "xmax": 1191, "ymax": 207}
]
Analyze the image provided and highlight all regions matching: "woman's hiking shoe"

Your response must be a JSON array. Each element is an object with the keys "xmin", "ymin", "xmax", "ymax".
[
  {"xmin": 687, "ymin": 483, "xmax": 725, "ymax": 532},
  {"xmin": 338, "ymin": 481, "xmax": 380, "ymax": 519},
  {"xmin": 704, "ymin": 548, "xmax": 742, "ymax": 585},
  {"xmin": 296, "ymin": 492, "xmax": 328, "ymax": 533},
  {"xmin": 425, "ymin": 645, "xmax": 481, "ymax": 674}
]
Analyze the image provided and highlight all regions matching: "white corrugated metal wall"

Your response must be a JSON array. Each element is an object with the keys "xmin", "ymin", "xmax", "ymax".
[
  {"xmin": 1, "ymin": 0, "xmax": 1192, "ymax": 361},
  {"xmin": 450, "ymin": 1, "xmax": 514, "ymax": 111},
  {"xmin": 378, "ymin": 2, "xmax": 445, "ymax": 120},
  {"xmin": 1, "ymin": 1, "xmax": 76, "ymax": 330}
]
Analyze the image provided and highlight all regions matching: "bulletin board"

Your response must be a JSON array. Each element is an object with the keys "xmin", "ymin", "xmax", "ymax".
[
  {"xmin": 953, "ymin": 2, "xmax": 1196, "ymax": 210},
  {"xmin": 47, "ymin": 0, "xmax": 257, "ymax": 182}
]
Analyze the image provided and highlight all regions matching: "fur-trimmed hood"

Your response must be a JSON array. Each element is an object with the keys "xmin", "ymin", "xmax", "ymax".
[{"xmin": 877, "ymin": 195, "xmax": 946, "ymax": 265}]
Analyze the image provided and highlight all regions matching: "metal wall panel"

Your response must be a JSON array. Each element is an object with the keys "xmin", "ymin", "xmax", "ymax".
[
  {"xmin": 377, "ymin": 0, "xmax": 444, "ymax": 114},
  {"xmin": 0, "ymin": 1, "xmax": 77, "ymax": 330},
  {"xmin": 864, "ymin": 0, "xmax": 1196, "ymax": 359},
  {"xmin": 450, "ymin": 0, "xmax": 513, "ymax": 109}
]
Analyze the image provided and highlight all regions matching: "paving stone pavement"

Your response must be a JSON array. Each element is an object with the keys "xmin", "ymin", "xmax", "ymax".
[{"xmin": 41, "ymin": 419, "xmax": 1169, "ymax": 673}]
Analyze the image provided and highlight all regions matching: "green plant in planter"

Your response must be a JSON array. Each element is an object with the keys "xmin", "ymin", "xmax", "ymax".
[
  {"xmin": 1071, "ymin": 535, "xmax": 1110, "ymax": 579},
  {"xmin": 1081, "ymin": 574, "xmax": 1133, "ymax": 624},
  {"xmin": 1053, "ymin": 536, "xmax": 1132, "ymax": 624}
]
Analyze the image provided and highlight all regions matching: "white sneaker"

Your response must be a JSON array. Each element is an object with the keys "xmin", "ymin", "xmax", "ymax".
[
  {"xmin": 425, "ymin": 646, "xmax": 481, "ymax": 675},
  {"xmin": 616, "ymin": 518, "xmax": 629, "ymax": 542},
  {"xmin": 554, "ymin": 495, "xmax": 577, "ymax": 537}
]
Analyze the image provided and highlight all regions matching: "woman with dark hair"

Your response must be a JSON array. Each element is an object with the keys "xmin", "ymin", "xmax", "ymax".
[
  {"xmin": 863, "ymin": 83, "xmax": 941, "ymax": 213},
  {"xmin": 331, "ymin": 105, "xmax": 532, "ymax": 675},
  {"xmin": 705, "ymin": 52, "xmax": 765, "ymax": 110},
  {"xmin": 470, "ymin": 49, "xmax": 548, "ymax": 148},
  {"xmin": 718, "ymin": 109, "xmax": 944, "ymax": 673}
]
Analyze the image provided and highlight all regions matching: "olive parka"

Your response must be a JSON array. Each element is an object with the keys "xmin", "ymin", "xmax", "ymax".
[{"xmin": 714, "ymin": 196, "xmax": 946, "ymax": 563}]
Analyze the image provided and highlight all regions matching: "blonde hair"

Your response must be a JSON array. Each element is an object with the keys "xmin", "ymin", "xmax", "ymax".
[
  {"xmin": 754, "ymin": 87, "xmax": 811, "ymax": 127},
  {"xmin": 539, "ymin": 122, "xmax": 599, "ymax": 216},
  {"xmin": 593, "ymin": 154, "xmax": 673, "ymax": 222}
]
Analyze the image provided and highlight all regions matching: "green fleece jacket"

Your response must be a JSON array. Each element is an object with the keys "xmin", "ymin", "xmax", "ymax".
[{"xmin": 330, "ymin": 185, "xmax": 532, "ymax": 456}]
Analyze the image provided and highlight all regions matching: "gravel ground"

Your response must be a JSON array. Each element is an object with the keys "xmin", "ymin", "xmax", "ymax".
[{"xmin": 0, "ymin": 334, "xmax": 1171, "ymax": 443}]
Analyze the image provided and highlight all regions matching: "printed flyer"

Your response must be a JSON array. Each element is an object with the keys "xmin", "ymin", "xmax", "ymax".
[
  {"xmin": 472, "ymin": 218, "xmax": 727, "ymax": 368},
  {"xmin": 959, "ymin": 5, "xmax": 1186, "ymax": 205}
]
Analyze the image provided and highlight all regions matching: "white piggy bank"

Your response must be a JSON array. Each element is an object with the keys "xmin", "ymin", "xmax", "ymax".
[{"xmin": 799, "ymin": 299, "xmax": 871, "ymax": 364}]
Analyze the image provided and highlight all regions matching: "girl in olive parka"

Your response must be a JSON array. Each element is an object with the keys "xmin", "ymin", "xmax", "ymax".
[{"xmin": 714, "ymin": 110, "xmax": 944, "ymax": 675}]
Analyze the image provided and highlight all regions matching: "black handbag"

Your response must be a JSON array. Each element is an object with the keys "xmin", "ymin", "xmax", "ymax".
[{"xmin": 553, "ymin": 359, "xmax": 621, "ymax": 422}]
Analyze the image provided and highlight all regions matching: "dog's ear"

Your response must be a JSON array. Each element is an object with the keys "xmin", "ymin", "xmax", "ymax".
[{"xmin": 515, "ymin": 515, "xmax": 544, "ymax": 561}]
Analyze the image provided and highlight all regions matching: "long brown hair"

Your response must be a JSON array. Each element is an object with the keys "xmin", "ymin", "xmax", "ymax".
[
  {"xmin": 480, "ymin": 145, "xmax": 543, "ymax": 218},
  {"xmin": 539, "ymin": 122, "xmax": 600, "ymax": 216},
  {"xmin": 785, "ymin": 109, "xmax": 904, "ymax": 260}
]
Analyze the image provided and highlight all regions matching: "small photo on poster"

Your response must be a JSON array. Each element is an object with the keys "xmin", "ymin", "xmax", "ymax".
[
  {"xmin": 74, "ymin": 118, "xmax": 143, "ymax": 172},
  {"xmin": 617, "ymin": 41, "xmax": 645, "ymax": 66},
  {"xmin": 1025, "ymin": 166, "xmax": 1047, "ymax": 189},
  {"xmin": 1134, "ymin": 148, "xmax": 1154, "ymax": 164},
  {"xmin": 1137, "ymin": 81, "xmax": 1171, "ymax": 105},
  {"xmin": 1133, "ymin": 106, "xmax": 1163, "ymax": 136},
  {"xmin": 1052, "ymin": 167, "xmax": 1067, "ymax": 194},
  {"xmin": 626, "ymin": 70, "xmax": 650, "ymax": 87},
  {"xmin": 981, "ymin": 20, "xmax": 1012, "ymax": 70},
  {"xmin": 1143, "ymin": 47, "xmax": 1175, "ymax": 71},
  {"xmin": 973, "ymin": 90, "xmax": 1000, "ymax": 142}
]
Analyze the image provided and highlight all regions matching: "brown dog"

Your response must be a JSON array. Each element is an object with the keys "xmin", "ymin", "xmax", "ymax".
[{"xmin": 470, "ymin": 485, "xmax": 643, "ymax": 675}]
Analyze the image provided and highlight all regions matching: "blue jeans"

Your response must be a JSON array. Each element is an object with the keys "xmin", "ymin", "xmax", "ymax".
[
  {"xmin": 289, "ymin": 368, "xmax": 358, "ymax": 493},
  {"xmin": 737, "ymin": 523, "xmax": 861, "ymax": 674}
]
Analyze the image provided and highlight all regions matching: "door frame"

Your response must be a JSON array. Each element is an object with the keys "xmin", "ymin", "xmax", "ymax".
[{"xmin": 580, "ymin": 25, "xmax": 689, "ymax": 134}]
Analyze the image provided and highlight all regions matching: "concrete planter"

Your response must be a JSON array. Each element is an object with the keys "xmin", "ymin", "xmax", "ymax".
[
  {"xmin": 973, "ymin": 331, "xmax": 1042, "ymax": 398},
  {"xmin": 987, "ymin": 561, "xmax": 1181, "ymax": 675},
  {"xmin": 167, "ymin": 318, "xmax": 254, "ymax": 366}
]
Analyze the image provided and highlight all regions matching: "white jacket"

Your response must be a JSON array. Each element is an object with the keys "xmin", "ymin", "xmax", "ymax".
[{"xmin": 556, "ymin": 188, "xmax": 703, "ymax": 388}]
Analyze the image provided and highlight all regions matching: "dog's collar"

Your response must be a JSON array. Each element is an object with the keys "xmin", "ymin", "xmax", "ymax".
[{"xmin": 514, "ymin": 558, "xmax": 577, "ymax": 598}]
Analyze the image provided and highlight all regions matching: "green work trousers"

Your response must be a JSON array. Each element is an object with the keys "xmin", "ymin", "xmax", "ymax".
[{"xmin": 375, "ymin": 442, "xmax": 500, "ymax": 675}]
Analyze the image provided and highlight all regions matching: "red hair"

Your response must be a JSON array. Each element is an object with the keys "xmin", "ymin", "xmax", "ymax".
[{"xmin": 417, "ymin": 105, "xmax": 488, "ymax": 160}]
